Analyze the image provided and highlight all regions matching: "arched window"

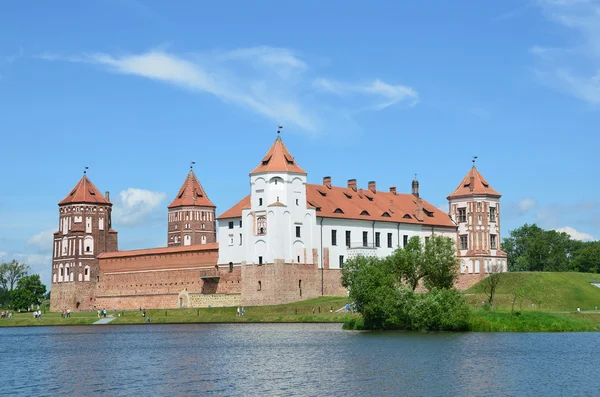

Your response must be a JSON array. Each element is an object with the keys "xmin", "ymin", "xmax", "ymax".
[
  {"xmin": 184, "ymin": 235, "xmax": 191, "ymax": 246},
  {"xmin": 201, "ymin": 235, "xmax": 207, "ymax": 244},
  {"xmin": 258, "ymin": 281, "xmax": 262, "ymax": 291},
  {"xmin": 62, "ymin": 237, "xmax": 68, "ymax": 256},
  {"xmin": 84, "ymin": 266, "xmax": 90, "ymax": 282},
  {"xmin": 84, "ymin": 236, "xmax": 94, "ymax": 255},
  {"xmin": 229, "ymin": 262, "xmax": 233, "ymax": 273},
  {"xmin": 257, "ymin": 216, "xmax": 266, "ymax": 235},
  {"xmin": 53, "ymin": 273, "xmax": 57, "ymax": 283},
  {"xmin": 59, "ymin": 265, "xmax": 64, "ymax": 282},
  {"xmin": 78, "ymin": 273, "xmax": 83, "ymax": 282}
]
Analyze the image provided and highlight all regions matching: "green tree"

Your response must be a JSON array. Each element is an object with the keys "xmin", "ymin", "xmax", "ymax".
[
  {"xmin": 0, "ymin": 260, "xmax": 30, "ymax": 291},
  {"xmin": 572, "ymin": 242, "xmax": 600, "ymax": 273},
  {"xmin": 387, "ymin": 236, "xmax": 425, "ymax": 291},
  {"xmin": 422, "ymin": 234, "xmax": 459, "ymax": 291},
  {"xmin": 10, "ymin": 274, "xmax": 46, "ymax": 311}
]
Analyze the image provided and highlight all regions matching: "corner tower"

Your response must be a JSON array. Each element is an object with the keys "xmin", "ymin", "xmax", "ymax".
[
  {"xmin": 447, "ymin": 163, "xmax": 507, "ymax": 277},
  {"xmin": 50, "ymin": 173, "xmax": 118, "ymax": 312},
  {"xmin": 168, "ymin": 168, "xmax": 216, "ymax": 246}
]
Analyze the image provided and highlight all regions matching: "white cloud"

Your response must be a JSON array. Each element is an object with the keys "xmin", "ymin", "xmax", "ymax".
[
  {"xmin": 7, "ymin": 253, "xmax": 52, "ymax": 287},
  {"xmin": 0, "ymin": 251, "xmax": 6, "ymax": 258},
  {"xmin": 40, "ymin": 47, "xmax": 419, "ymax": 133},
  {"xmin": 533, "ymin": 0, "xmax": 600, "ymax": 105},
  {"xmin": 518, "ymin": 198, "xmax": 537, "ymax": 214},
  {"xmin": 554, "ymin": 226, "xmax": 595, "ymax": 241},
  {"xmin": 313, "ymin": 78, "xmax": 419, "ymax": 110},
  {"xmin": 26, "ymin": 229, "xmax": 55, "ymax": 254},
  {"xmin": 113, "ymin": 188, "xmax": 167, "ymax": 226}
]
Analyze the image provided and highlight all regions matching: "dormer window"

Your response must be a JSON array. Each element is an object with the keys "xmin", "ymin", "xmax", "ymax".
[
  {"xmin": 317, "ymin": 189, "xmax": 327, "ymax": 197},
  {"xmin": 334, "ymin": 208, "xmax": 344, "ymax": 214},
  {"xmin": 365, "ymin": 195, "xmax": 373, "ymax": 201},
  {"xmin": 360, "ymin": 210, "xmax": 370, "ymax": 216},
  {"xmin": 403, "ymin": 214, "xmax": 412, "ymax": 219},
  {"xmin": 344, "ymin": 192, "xmax": 352, "ymax": 199},
  {"xmin": 382, "ymin": 212, "xmax": 391, "ymax": 217}
]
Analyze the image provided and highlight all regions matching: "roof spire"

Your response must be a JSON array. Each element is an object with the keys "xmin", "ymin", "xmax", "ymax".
[
  {"xmin": 472, "ymin": 155, "xmax": 478, "ymax": 168},
  {"xmin": 276, "ymin": 125, "xmax": 283, "ymax": 141},
  {"xmin": 190, "ymin": 161, "xmax": 196, "ymax": 171},
  {"xmin": 83, "ymin": 166, "xmax": 88, "ymax": 175}
]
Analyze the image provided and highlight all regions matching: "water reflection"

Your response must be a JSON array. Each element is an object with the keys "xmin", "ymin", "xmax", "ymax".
[{"xmin": 1, "ymin": 324, "xmax": 600, "ymax": 396}]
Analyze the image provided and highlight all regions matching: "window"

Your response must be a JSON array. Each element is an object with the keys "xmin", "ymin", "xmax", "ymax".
[
  {"xmin": 86, "ymin": 246, "xmax": 90, "ymax": 252},
  {"xmin": 239, "ymin": 233, "xmax": 243, "ymax": 245},
  {"xmin": 375, "ymin": 232, "xmax": 380, "ymax": 247},
  {"xmin": 362, "ymin": 231, "xmax": 368, "ymax": 247},
  {"xmin": 460, "ymin": 235, "xmax": 468, "ymax": 250},
  {"xmin": 258, "ymin": 280, "xmax": 262, "ymax": 291},
  {"xmin": 403, "ymin": 235, "xmax": 409, "ymax": 247},
  {"xmin": 490, "ymin": 234, "xmax": 497, "ymax": 250},
  {"xmin": 259, "ymin": 198, "xmax": 263, "ymax": 206},
  {"xmin": 297, "ymin": 255, "xmax": 301, "ymax": 263},
  {"xmin": 228, "ymin": 234, "xmax": 234, "ymax": 246},
  {"xmin": 296, "ymin": 226, "xmax": 301, "ymax": 238},
  {"xmin": 229, "ymin": 262, "xmax": 233, "ymax": 273},
  {"xmin": 387, "ymin": 233, "xmax": 393, "ymax": 248},
  {"xmin": 346, "ymin": 231, "xmax": 351, "ymax": 248},
  {"xmin": 186, "ymin": 223, "xmax": 190, "ymax": 229},
  {"xmin": 239, "ymin": 220, "xmax": 243, "ymax": 227},
  {"xmin": 258, "ymin": 256, "xmax": 263, "ymax": 265},
  {"xmin": 331, "ymin": 230, "xmax": 337, "ymax": 246},
  {"xmin": 490, "ymin": 207, "xmax": 496, "ymax": 222},
  {"xmin": 425, "ymin": 236, "xmax": 430, "ymax": 245},
  {"xmin": 257, "ymin": 216, "xmax": 266, "ymax": 235},
  {"xmin": 339, "ymin": 255, "xmax": 344, "ymax": 268},
  {"xmin": 228, "ymin": 221, "xmax": 234, "ymax": 229},
  {"xmin": 458, "ymin": 208, "xmax": 467, "ymax": 223},
  {"xmin": 296, "ymin": 199, "xmax": 299, "ymax": 206}
]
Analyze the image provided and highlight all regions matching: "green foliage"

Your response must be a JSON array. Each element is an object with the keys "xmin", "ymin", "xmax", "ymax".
[
  {"xmin": 408, "ymin": 289, "xmax": 470, "ymax": 331},
  {"xmin": 342, "ymin": 242, "xmax": 468, "ymax": 331},
  {"xmin": 503, "ymin": 223, "xmax": 599, "ymax": 273},
  {"xmin": 10, "ymin": 274, "xmax": 46, "ymax": 311},
  {"xmin": 0, "ymin": 260, "xmax": 30, "ymax": 307}
]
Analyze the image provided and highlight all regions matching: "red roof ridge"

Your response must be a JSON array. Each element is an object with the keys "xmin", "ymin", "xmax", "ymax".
[
  {"xmin": 98, "ymin": 243, "xmax": 219, "ymax": 259},
  {"xmin": 250, "ymin": 135, "xmax": 307, "ymax": 175},
  {"xmin": 168, "ymin": 170, "xmax": 215, "ymax": 209},
  {"xmin": 447, "ymin": 166, "xmax": 501, "ymax": 199},
  {"xmin": 59, "ymin": 175, "xmax": 111, "ymax": 206}
]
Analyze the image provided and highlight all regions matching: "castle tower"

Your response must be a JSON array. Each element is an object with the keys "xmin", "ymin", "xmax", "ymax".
[
  {"xmin": 168, "ymin": 169, "xmax": 216, "ymax": 246},
  {"xmin": 242, "ymin": 132, "xmax": 316, "ymax": 265},
  {"xmin": 447, "ymin": 164, "xmax": 507, "ymax": 277},
  {"xmin": 50, "ymin": 173, "xmax": 118, "ymax": 312}
]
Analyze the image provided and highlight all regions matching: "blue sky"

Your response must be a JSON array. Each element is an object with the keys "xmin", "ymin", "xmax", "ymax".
[{"xmin": 1, "ymin": 0, "xmax": 599, "ymax": 285}]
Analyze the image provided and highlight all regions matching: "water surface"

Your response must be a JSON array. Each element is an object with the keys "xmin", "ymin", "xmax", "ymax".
[{"xmin": 1, "ymin": 323, "xmax": 598, "ymax": 396}]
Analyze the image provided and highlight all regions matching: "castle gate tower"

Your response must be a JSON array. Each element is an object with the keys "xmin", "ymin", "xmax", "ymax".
[
  {"xmin": 447, "ymin": 163, "xmax": 507, "ymax": 277},
  {"xmin": 50, "ymin": 173, "xmax": 118, "ymax": 312},
  {"xmin": 168, "ymin": 168, "xmax": 216, "ymax": 246}
]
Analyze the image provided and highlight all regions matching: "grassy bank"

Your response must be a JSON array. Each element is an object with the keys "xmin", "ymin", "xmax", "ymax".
[
  {"xmin": 465, "ymin": 272, "xmax": 600, "ymax": 312},
  {"xmin": 0, "ymin": 297, "xmax": 356, "ymax": 327},
  {"xmin": 469, "ymin": 310, "xmax": 600, "ymax": 332}
]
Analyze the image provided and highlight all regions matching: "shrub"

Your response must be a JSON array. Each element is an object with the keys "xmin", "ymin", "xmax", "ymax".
[{"xmin": 408, "ymin": 289, "xmax": 470, "ymax": 331}]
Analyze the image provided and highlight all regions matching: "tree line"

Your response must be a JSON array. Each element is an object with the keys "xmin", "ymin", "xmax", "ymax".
[
  {"xmin": 0, "ymin": 260, "xmax": 47, "ymax": 310},
  {"xmin": 503, "ymin": 224, "xmax": 600, "ymax": 273},
  {"xmin": 341, "ymin": 235, "xmax": 471, "ymax": 331}
]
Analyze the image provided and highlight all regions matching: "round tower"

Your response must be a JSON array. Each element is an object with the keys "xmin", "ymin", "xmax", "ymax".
[{"xmin": 50, "ymin": 173, "xmax": 118, "ymax": 312}]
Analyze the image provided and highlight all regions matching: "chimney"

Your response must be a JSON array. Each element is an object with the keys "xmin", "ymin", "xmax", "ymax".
[
  {"xmin": 368, "ymin": 181, "xmax": 376, "ymax": 193},
  {"xmin": 389, "ymin": 186, "xmax": 397, "ymax": 195},
  {"xmin": 348, "ymin": 179, "xmax": 357, "ymax": 191},
  {"xmin": 323, "ymin": 176, "xmax": 332, "ymax": 188},
  {"xmin": 415, "ymin": 197, "xmax": 424, "ymax": 222},
  {"xmin": 105, "ymin": 191, "xmax": 110, "ymax": 202},
  {"xmin": 412, "ymin": 177, "xmax": 419, "ymax": 198}
]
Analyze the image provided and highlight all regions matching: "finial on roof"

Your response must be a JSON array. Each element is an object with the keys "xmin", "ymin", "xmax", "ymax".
[
  {"xmin": 276, "ymin": 125, "xmax": 283, "ymax": 141},
  {"xmin": 413, "ymin": 173, "xmax": 417, "ymax": 181},
  {"xmin": 83, "ymin": 166, "xmax": 89, "ymax": 175},
  {"xmin": 472, "ymin": 155, "xmax": 478, "ymax": 167},
  {"xmin": 190, "ymin": 161, "xmax": 196, "ymax": 170}
]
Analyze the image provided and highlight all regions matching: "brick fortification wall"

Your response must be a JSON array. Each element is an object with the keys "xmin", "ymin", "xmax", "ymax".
[
  {"xmin": 455, "ymin": 273, "xmax": 487, "ymax": 290},
  {"xmin": 94, "ymin": 245, "xmax": 242, "ymax": 309},
  {"xmin": 50, "ymin": 279, "xmax": 97, "ymax": 312},
  {"xmin": 241, "ymin": 261, "xmax": 346, "ymax": 306}
]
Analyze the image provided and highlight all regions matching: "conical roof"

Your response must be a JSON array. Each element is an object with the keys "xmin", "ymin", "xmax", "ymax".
[
  {"xmin": 59, "ymin": 175, "xmax": 111, "ymax": 205},
  {"xmin": 168, "ymin": 170, "xmax": 215, "ymax": 209},
  {"xmin": 250, "ymin": 135, "xmax": 307, "ymax": 175},
  {"xmin": 447, "ymin": 166, "xmax": 501, "ymax": 199}
]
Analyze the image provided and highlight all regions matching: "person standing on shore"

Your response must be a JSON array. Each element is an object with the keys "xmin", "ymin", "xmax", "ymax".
[{"xmin": 237, "ymin": 306, "xmax": 240, "ymax": 316}]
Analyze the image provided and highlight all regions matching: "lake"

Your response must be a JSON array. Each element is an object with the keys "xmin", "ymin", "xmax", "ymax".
[{"xmin": 1, "ymin": 323, "xmax": 598, "ymax": 396}]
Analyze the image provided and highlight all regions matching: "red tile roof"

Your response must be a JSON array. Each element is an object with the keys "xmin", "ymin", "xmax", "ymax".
[
  {"xmin": 98, "ymin": 243, "xmax": 219, "ymax": 259},
  {"xmin": 59, "ymin": 175, "xmax": 111, "ymax": 206},
  {"xmin": 217, "ymin": 195, "xmax": 251, "ymax": 219},
  {"xmin": 218, "ymin": 184, "xmax": 455, "ymax": 227},
  {"xmin": 447, "ymin": 167, "xmax": 501, "ymax": 199},
  {"xmin": 250, "ymin": 135, "xmax": 307, "ymax": 175},
  {"xmin": 168, "ymin": 170, "xmax": 215, "ymax": 209}
]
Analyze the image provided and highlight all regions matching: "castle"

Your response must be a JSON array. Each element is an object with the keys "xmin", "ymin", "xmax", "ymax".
[{"xmin": 50, "ymin": 134, "xmax": 506, "ymax": 311}]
